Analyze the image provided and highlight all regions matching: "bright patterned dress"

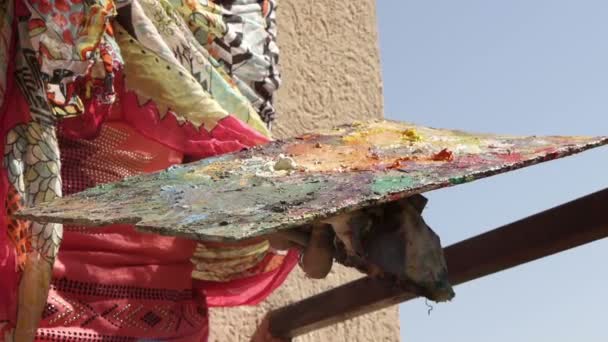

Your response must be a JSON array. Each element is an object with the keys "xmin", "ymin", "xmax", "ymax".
[{"xmin": 0, "ymin": 0, "xmax": 297, "ymax": 341}]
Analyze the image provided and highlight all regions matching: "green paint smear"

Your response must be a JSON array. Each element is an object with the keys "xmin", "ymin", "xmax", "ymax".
[
  {"xmin": 372, "ymin": 175, "xmax": 415, "ymax": 194},
  {"xmin": 449, "ymin": 175, "xmax": 476, "ymax": 185}
]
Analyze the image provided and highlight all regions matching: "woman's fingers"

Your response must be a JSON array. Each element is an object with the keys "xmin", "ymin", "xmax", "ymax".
[
  {"xmin": 267, "ymin": 230, "xmax": 308, "ymax": 251},
  {"xmin": 300, "ymin": 224, "xmax": 334, "ymax": 279},
  {"xmin": 266, "ymin": 225, "xmax": 336, "ymax": 279}
]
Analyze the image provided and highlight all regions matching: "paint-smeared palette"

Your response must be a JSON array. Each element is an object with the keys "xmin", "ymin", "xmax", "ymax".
[{"xmin": 17, "ymin": 120, "xmax": 608, "ymax": 242}]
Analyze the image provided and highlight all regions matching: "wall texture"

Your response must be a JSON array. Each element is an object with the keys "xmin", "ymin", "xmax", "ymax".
[
  {"xmin": 209, "ymin": 0, "xmax": 396, "ymax": 341},
  {"xmin": 271, "ymin": 0, "xmax": 385, "ymax": 138}
]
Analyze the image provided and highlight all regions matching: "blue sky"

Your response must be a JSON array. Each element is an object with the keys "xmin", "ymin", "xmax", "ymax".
[{"xmin": 376, "ymin": 1, "xmax": 608, "ymax": 341}]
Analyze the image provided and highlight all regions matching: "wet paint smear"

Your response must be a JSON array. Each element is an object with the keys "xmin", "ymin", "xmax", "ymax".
[{"xmin": 17, "ymin": 120, "xmax": 608, "ymax": 242}]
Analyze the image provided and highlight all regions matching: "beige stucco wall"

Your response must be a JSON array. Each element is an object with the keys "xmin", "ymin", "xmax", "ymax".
[
  {"xmin": 209, "ymin": 1, "xmax": 398, "ymax": 341},
  {"xmin": 271, "ymin": 0, "xmax": 385, "ymax": 138}
]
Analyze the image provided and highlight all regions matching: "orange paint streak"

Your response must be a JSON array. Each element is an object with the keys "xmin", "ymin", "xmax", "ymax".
[
  {"xmin": 286, "ymin": 141, "xmax": 379, "ymax": 172},
  {"xmin": 285, "ymin": 125, "xmax": 455, "ymax": 173}
]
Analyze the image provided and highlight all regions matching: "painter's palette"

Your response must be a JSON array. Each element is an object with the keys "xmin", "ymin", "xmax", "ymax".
[{"xmin": 18, "ymin": 120, "xmax": 608, "ymax": 241}]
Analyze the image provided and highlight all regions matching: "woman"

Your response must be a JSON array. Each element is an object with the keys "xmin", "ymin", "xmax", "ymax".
[{"xmin": 0, "ymin": 0, "xmax": 308, "ymax": 340}]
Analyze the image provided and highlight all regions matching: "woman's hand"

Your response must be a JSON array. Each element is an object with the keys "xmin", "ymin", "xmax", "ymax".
[{"xmin": 266, "ymin": 224, "xmax": 335, "ymax": 279}]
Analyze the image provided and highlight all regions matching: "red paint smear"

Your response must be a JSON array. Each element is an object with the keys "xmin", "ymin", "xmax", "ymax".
[
  {"xmin": 533, "ymin": 147, "xmax": 557, "ymax": 154},
  {"xmin": 499, "ymin": 152, "xmax": 524, "ymax": 163},
  {"xmin": 387, "ymin": 157, "xmax": 413, "ymax": 170},
  {"xmin": 431, "ymin": 148, "xmax": 454, "ymax": 162},
  {"xmin": 456, "ymin": 154, "xmax": 485, "ymax": 164},
  {"xmin": 385, "ymin": 148, "xmax": 454, "ymax": 170}
]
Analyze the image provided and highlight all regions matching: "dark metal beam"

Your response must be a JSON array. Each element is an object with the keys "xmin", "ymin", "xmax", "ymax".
[{"xmin": 269, "ymin": 187, "xmax": 608, "ymax": 338}]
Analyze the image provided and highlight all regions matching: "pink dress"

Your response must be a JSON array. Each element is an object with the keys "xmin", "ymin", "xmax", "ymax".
[{"xmin": 0, "ymin": 0, "xmax": 295, "ymax": 340}]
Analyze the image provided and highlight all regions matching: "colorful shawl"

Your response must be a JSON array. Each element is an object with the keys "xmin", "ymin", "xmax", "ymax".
[{"xmin": 0, "ymin": 0, "xmax": 295, "ymax": 341}]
